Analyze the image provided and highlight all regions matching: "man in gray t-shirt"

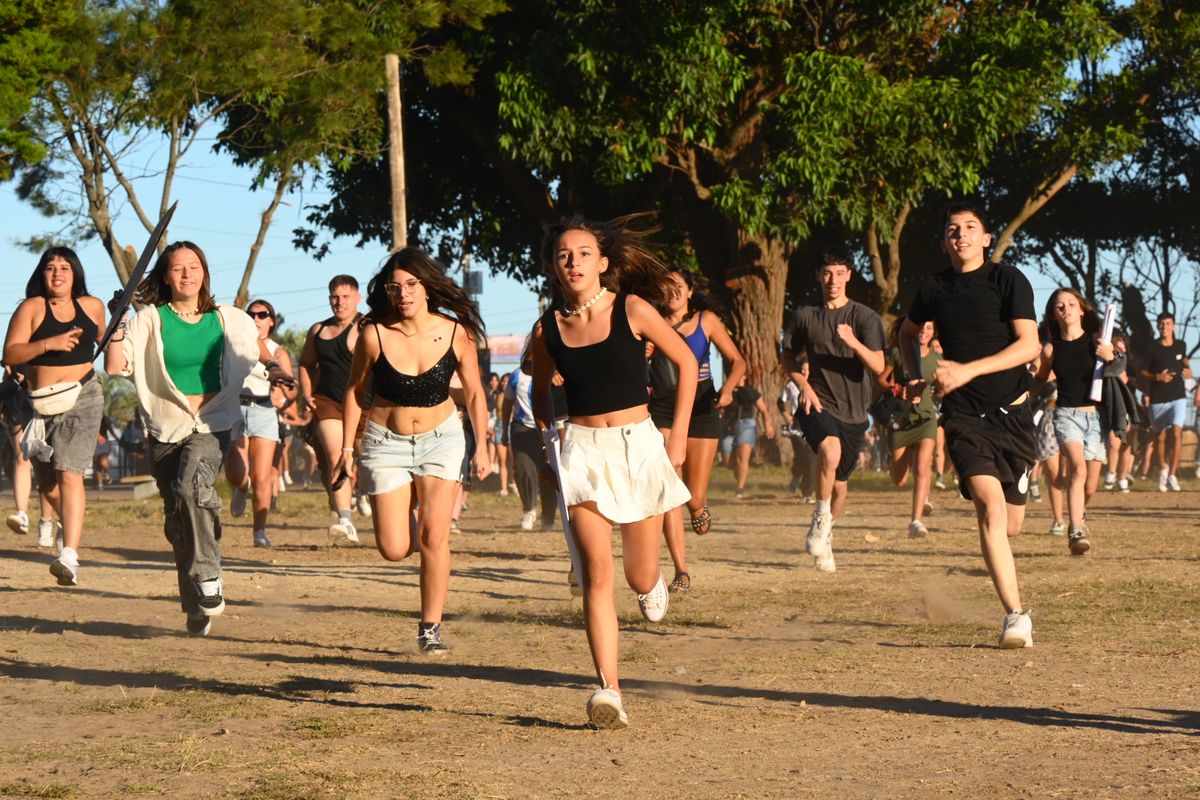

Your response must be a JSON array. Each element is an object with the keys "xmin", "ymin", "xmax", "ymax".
[{"xmin": 780, "ymin": 249, "xmax": 886, "ymax": 573}]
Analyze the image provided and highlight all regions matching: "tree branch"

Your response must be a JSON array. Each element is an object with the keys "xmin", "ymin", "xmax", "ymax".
[{"xmin": 990, "ymin": 164, "xmax": 1079, "ymax": 263}]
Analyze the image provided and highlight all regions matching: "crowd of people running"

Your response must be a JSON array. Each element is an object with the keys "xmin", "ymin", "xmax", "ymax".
[{"xmin": 2, "ymin": 202, "xmax": 1197, "ymax": 729}]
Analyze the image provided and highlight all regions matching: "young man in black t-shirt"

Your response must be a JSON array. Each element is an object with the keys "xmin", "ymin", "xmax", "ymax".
[
  {"xmin": 781, "ymin": 248, "xmax": 886, "ymax": 573},
  {"xmin": 1136, "ymin": 312, "xmax": 1192, "ymax": 492},
  {"xmin": 899, "ymin": 204, "xmax": 1041, "ymax": 649}
]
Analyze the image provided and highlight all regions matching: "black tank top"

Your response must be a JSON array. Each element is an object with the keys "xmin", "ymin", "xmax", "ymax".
[
  {"xmin": 371, "ymin": 323, "xmax": 458, "ymax": 407},
  {"xmin": 541, "ymin": 294, "xmax": 649, "ymax": 417},
  {"xmin": 29, "ymin": 297, "xmax": 98, "ymax": 367},
  {"xmin": 1051, "ymin": 334, "xmax": 1095, "ymax": 408},
  {"xmin": 313, "ymin": 319, "xmax": 355, "ymax": 401}
]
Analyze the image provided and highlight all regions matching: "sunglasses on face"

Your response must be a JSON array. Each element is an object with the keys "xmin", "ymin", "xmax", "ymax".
[{"xmin": 248, "ymin": 310, "xmax": 273, "ymax": 320}]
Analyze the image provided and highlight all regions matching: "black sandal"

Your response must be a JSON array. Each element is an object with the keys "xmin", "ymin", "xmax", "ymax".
[
  {"xmin": 689, "ymin": 505, "xmax": 712, "ymax": 535},
  {"xmin": 668, "ymin": 572, "xmax": 690, "ymax": 593}
]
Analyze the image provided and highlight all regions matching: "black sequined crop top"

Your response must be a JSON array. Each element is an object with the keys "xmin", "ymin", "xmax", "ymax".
[{"xmin": 371, "ymin": 322, "xmax": 459, "ymax": 407}]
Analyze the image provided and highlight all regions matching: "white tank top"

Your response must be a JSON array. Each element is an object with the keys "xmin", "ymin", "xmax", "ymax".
[{"xmin": 241, "ymin": 338, "xmax": 280, "ymax": 399}]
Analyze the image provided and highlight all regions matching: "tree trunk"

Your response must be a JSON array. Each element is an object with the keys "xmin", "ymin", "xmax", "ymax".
[{"xmin": 865, "ymin": 201, "xmax": 910, "ymax": 328}]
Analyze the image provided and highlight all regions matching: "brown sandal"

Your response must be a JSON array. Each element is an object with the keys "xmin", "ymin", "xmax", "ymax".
[
  {"xmin": 689, "ymin": 505, "xmax": 712, "ymax": 535},
  {"xmin": 668, "ymin": 572, "xmax": 690, "ymax": 593}
]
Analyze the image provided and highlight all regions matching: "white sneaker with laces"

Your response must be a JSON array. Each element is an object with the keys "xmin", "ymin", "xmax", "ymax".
[
  {"xmin": 230, "ymin": 484, "xmax": 249, "ymax": 517},
  {"xmin": 1167, "ymin": 474, "xmax": 1181, "ymax": 492},
  {"xmin": 1103, "ymin": 471, "xmax": 1116, "ymax": 490},
  {"xmin": 805, "ymin": 511, "xmax": 833, "ymax": 557},
  {"xmin": 908, "ymin": 520, "xmax": 929, "ymax": 539},
  {"xmin": 519, "ymin": 510, "xmax": 537, "ymax": 531},
  {"xmin": 1158, "ymin": 468, "xmax": 1169, "ymax": 492},
  {"xmin": 36, "ymin": 518, "xmax": 55, "ymax": 547},
  {"xmin": 50, "ymin": 547, "xmax": 79, "ymax": 586},
  {"xmin": 6, "ymin": 510, "xmax": 29, "ymax": 535},
  {"xmin": 197, "ymin": 577, "xmax": 225, "ymax": 616},
  {"xmin": 999, "ymin": 610, "xmax": 1033, "ymax": 649},
  {"xmin": 1118, "ymin": 477, "xmax": 1130, "ymax": 493},
  {"xmin": 356, "ymin": 494, "xmax": 373, "ymax": 516},
  {"xmin": 329, "ymin": 519, "xmax": 359, "ymax": 545},
  {"xmin": 587, "ymin": 687, "xmax": 629, "ymax": 730},
  {"xmin": 1049, "ymin": 520, "xmax": 1065, "ymax": 536},
  {"xmin": 636, "ymin": 574, "xmax": 669, "ymax": 622}
]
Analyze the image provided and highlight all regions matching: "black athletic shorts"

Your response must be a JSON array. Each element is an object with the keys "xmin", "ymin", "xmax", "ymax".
[
  {"xmin": 649, "ymin": 381, "xmax": 721, "ymax": 440},
  {"xmin": 794, "ymin": 407, "xmax": 869, "ymax": 482},
  {"xmin": 942, "ymin": 402, "xmax": 1035, "ymax": 506}
]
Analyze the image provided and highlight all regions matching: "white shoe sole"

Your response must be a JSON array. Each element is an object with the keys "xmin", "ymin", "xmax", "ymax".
[
  {"xmin": 7, "ymin": 516, "xmax": 28, "ymax": 535},
  {"xmin": 49, "ymin": 559, "xmax": 77, "ymax": 586},
  {"xmin": 999, "ymin": 631, "xmax": 1033, "ymax": 649},
  {"xmin": 814, "ymin": 553, "xmax": 836, "ymax": 573},
  {"xmin": 329, "ymin": 523, "xmax": 359, "ymax": 545},
  {"xmin": 587, "ymin": 693, "xmax": 629, "ymax": 730}
]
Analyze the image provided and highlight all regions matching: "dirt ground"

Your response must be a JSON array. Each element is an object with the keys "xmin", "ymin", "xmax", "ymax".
[{"xmin": 0, "ymin": 464, "xmax": 1197, "ymax": 799}]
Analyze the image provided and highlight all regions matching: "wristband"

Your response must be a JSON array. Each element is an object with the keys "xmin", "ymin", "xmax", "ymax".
[{"xmin": 341, "ymin": 447, "xmax": 354, "ymax": 452}]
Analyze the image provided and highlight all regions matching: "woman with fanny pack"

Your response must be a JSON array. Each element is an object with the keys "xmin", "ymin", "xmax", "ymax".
[
  {"xmin": 224, "ymin": 299, "xmax": 296, "ymax": 548},
  {"xmin": 334, "ymin": 247, "xmax": 490, "ymax": 655},
  {"xmin": 2, "ymin": 247, "xmax": 105, "ymax": 587},
  {"xmin": 104, "ymin": 241, "xmax": 291, "ymax": 636}
]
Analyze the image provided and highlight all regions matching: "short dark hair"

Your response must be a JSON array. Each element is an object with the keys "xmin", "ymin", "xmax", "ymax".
[
  {"xmin": 26, "ymin": 247, "xmax": 89, "ymax": 300},
  {"xmin": 816, "ymin": 247, "xmax": 852, "ymax": 270},
  {"xmin": 942, "ymin": 201, "xmax": 990, "ymax": 233},
  {"xmin": 329, "ymin": 275, "xmax": 358, "ymax": 293},
  {"xmin": 1156, "ymin": 311, "xmax": 1174, "ymax": 323}
]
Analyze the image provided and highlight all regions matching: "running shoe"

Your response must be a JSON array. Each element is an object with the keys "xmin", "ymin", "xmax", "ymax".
[
  {"xmin": 283, "ymin": 471, "xmax": 293, "ymax": 486},
  {"xmin": 1068, "ymin": 530, "xmax": 1090, "ymax": 556},
  {"xmin": 50, "ymin": 548, "xmax": 79, "ymax": 587},
  {"xmin": 998, "ymin": 610, "xmax": 1033, "ymax": 649},
  {"xmin": 520, "ymin": 510, "xmax": 537, "ymax": 531},
  {"xmin": 923, "ymin": 499, "xmax": 934, "ymax": 516},
  {"xmin": 196, "ymin": 577, "xmax": 225, "ymax": 616},
  {"xmin": 636, "ymin": 574, "xmax": 669, "ymax": 622},
  {"xmin": 1048, "ymin": 520, "xmax": 1065, "ymax": 536},
  {"xmin": 1118, "ymin": 477, "xmax": 1130, "ymax": 493},
  {"xmin": 1158, "ymin": 468, "xmax": 1169, "ymax": 492},
  {"xmin": 417, "ymin": 622, "xmax": 449, "ymax": 654},
  {"xmin": 230, "ymin": 484, "xmax": 249, "ymax": 518},
  {"xmin": 908, "ymin": 520, "xmax": 929, "ymax": 539},
  {"xmin": 1103, "ymin": 471, "xmax": 1116, "ymax": 490},
  {"xmin": 36, "ymin": 519, "xmax": 55, "ymax": 548},
  {"xmin": 329, "ymin": 519, "xmax": 359, "ymax": 545},
  {"xmin": 807, "ymin": 511, "xmax": 836, "ymax": 573},
  {"xmin": 357, "ymin": 493, "xmax": 373, "ymax": 516},
  {"xmin": 253, "ymin": 529, "xmax": 272, "ymax": 548},
  {"xmin": 933, "ymin": 475, "xmax": 947, "ymax": 491},
  {"xmin": 586, "ymin": 687, "xmax": 629, "ymax": 730},
  {"xmin": 1167, "ymin": 474, "xmax": 1181, "ymax": 492},
  {"xmin": 6, "ymin": 510, "xmax": 29, "ymax": 535},
  {"xmin": 1029, "ymin": 483, "xmax": 1042, "ymax": 502},
  {"xmin": 186, "ymin": 612, "xmax": 212, "ymax": 637}
]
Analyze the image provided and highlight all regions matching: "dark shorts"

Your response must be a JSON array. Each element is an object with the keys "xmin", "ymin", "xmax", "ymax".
[
  {"xmin": 649, "ymin": 380, "xmax": 721, "ymax": 440},
  {"xmin": 794, "ymin": 408, "xmax": 869, "ymax": 482},
  {"xmin": 942, "ymin": 402, "xmax": 1035, "ymax": 506}
]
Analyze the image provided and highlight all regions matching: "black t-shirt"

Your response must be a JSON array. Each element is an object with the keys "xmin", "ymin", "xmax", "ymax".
[
  {"xmin": 906, "ymin": 262, "xmax": 1035, "ymax": 415},
  {"xmin": 732, "ymin": 386, "xmax": 761, "ymax": 421},
  {"xmin": 1143, "ymin": 339, "xmax": 1188, "ymax": 403},
  {"xmin": 1050, "ymin": 334, "xmax": 1096, "ymax": 408},
  {"xmin": 783, "ymin": 300, "xmax": 886, "ymax": 424}
]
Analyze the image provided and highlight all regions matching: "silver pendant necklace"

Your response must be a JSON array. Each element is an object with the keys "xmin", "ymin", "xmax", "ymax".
[{"xmin": 564, "ymin": 287, "xmax": 607, "ymax": 317}]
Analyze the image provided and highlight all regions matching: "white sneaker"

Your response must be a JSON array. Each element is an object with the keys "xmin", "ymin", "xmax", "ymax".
[
  {"xmin": 1158, "ymin": 468, "xmax": 1169, "ymax": 492},
  {"xmin": 1049, "ymin": 520, "xmax": 1065, "ymax": 536},
  {"xmin": 329, "ymin": 520, "xmax": 359, "ymax": 546},
  {"xmin": 922, "ymin": 499, "xmax": 934, "ymax": 516},
  {"xmin": 933, "ymin": 476, "xmax": 947, "ymax": 491},
  {"xmin": 908, "ymin": 520, "xmax": 929, "ymax": 538},
  {"xmin": 356, "ymin": 494, "xmax": 373, "ymax": 517},
  {"xmin": 519, "ymin": 510, "xmax": 537, "ymax": 531},
  {"xmin": 1167, "ymin": 474, "xmax": 1181, "ymax": 492},
  {"xmin": 587, "ymin": 687, "xmax": 629, "ymax": 730},
  {"xmin": 6, "ymin": 510, "xmax": 29, "ymax": 535},
  {"xmin": 197, "ymin": 577, "xmax": 225, "ymax": 616},
  {"xmin": 230, "ymin": 484, "xmax": 249, "ymax": 517},
  {"xmin": 636, "ymin": 574, "xmax": 669, "ymax": 622},
  {"xmin": 50, "ymin": 548, "xmax": 79, "ymax": 586},
  {"xmin": 36, "ymin": 519, "xmax": 55, "ymax": 548},
  {"xmin": 1103, "ymin": 471, "xmax": 1116, "ymax": 490},
  {"xmin": 1118, "ymin": 477, "xmax": 1130, "ymax": 493},
  {"xmin": 805, "ymin": 511, "xmax": 833, "ymax": 557},
  {"xmin": 253, "ymin": 529, "xmax": 272, "ymax": 548},
  {"xmin": 283, "ymin": 471, "xmax": 294, "ymax": 486},
  {"xmin": 999, "ymin": 610, "xmax": 1033, "ymax": 648}
]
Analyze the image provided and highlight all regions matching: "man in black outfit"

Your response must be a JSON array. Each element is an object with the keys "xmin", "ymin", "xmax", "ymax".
[
  {"xmin": 1137, "ymin": 312, "xmax": 1192, "ymax": 492},
  {"xmin": 899, "ymin": 203, "xmax": 1041, "ymax": 649}
]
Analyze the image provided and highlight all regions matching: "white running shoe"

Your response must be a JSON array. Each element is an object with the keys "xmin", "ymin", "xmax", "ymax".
[
  {"xmin": 1158, "ymin": 468, "xmax": 1169, "ymax": 492},
  {"xmin": 999, "ymin": 610, "xmax": 1033, "ymax": 649},
  {"xmin": 50, "ymin": 548, "xmax": 79, "ymax": 587},
  {"xmin": 1103, "ymin": 471, "xmax": 1116, "ymax": 490},
  {"xmin": 923, "ymin": 499, "xmax": 934, "ymax": 516},
  {"xmin": 1118, "ymin": 477, "xmax": 1130, "ymax": 493},
  {"xmin": 197, "ymin": 577, "xmax": 225, "ymax": 616},
  {"xmin": 253, "ymin": 529, "xmax": 272, "ymax": 548},
  {"xmin": 908, "ymin": 520, "xmax": 929, "ymax": 539},
  {"xmin": 933, "ymin": 476, "xmax": 947, "ymax": 491},
  {"xmin": 1167, "ymin": 474, "xmax": 1181, "ymax": 492},
  {"xmin": 356, "ymin": 494, "xmax": 373, "ymax": 517},
  {"xmin": 637, "ymin": 574, "xmax": 669, "ymax": 622},
  {"xmin": 36, "ymin": 519, "xmax": 55, "ymax": 548},
  {"xmin": 6, "ymin": 510, "xmax": 29, "ymax": 535},
  {"xmin": 329, "ymin": 520, "xmax": 359, "ymax": 545},
  {"xmin": 283, "ymin": 471, "xmax": 293, "ymax": 486},
  {"xmin": 519, "ymin": 510, "xmax": 537, "ymax": 531},
  {"xmin": 230, "ymin": 484, "xmax": 249, "ymax": 517},
  {"xmin": 805, "ymin": 510, "xmax": 833, "ymax": 557},
  {"xmin": 1049, "ymin": 520, "xmax": 1065, "ymax": 536},
  {"xmin": 587, "ymin": 687, "xmax": 629, "ymax": 730}
]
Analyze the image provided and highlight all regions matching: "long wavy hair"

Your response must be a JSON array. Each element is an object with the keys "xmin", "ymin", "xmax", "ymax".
[
  {"xmin": 135, "ymin": 241, "xmax": 219, "ymax": 312},
  {"xmin": 540, "ymin": 213, "xmax": 674, "ymax": 310},
  {"xmin": 1041, "ymin": 287, "xmax": 1100, "ymax": 341},
  {"xmin": 663, "ymin": 264, "xmax": 722, "ymax": 319},
  {"xmin": 365, "ymin": 247, "xmax": 486, "ymax": 343},
  {"xmin": 26, "ymin": 247, "xmax": 89, "ymax": 300}
]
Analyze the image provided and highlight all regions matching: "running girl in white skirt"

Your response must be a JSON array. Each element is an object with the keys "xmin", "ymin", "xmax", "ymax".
[{"xmin": 530, "ymin": 214, "xmax": 698, "ymax": 730}]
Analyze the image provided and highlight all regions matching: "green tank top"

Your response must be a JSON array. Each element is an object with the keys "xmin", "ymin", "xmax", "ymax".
[{"xmin": 160, "ymin": 306, "xmax": 224, "ymax": 394}]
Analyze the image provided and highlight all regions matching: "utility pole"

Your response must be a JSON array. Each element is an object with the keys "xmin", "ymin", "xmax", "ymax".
[{"xmin": 385, "ymin": 53, "xmax": 407, "ymax": 251}]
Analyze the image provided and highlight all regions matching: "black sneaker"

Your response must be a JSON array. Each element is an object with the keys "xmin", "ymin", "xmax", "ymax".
[
  {"xmin": 1068, "ymin": 530, "xmax": 1090, "ymax": 556},
  {"xmin": 417, "ymin": 622, "xmax": 449, "ymax": 654},
  {"xmin": 196, "ymin": 577, "xmax": 225, "ymax": 616},
  {"xmin": 186, "ymin": 613, "xmax": 212, "ymax": 637}
]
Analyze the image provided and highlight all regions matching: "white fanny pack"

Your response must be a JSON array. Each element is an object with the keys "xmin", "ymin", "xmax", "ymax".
[{"xmin": 29, "ymin": 381, "xmax": 83, "ymax": 416}]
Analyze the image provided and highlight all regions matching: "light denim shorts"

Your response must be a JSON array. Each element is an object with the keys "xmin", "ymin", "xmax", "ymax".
[
  {"xmin": 39, "ymin": 376, "xmax": 105, "ymax": 476},
  {"xmin": 357, "ymin": 413, "xmax": 465, "ymax": 495},
  {"xmin": 1150, "ymin": 398, "xmax": 1187, "ymax": 432},
  {"xmin": 731, "ymin": 417, "xmax": 757, "ymax": 446},
  {"xmin": 237, "ymin": 399, "xmax": 279, "ymax": 441},
  {"xmin": 1053, "ymin": 406, "xmax": 1106, "ymax": 462}
]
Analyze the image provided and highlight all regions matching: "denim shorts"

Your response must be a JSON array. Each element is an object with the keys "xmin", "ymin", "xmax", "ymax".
[
  {"xmin": 35, "ymin": 376, "xmax": 104, "ymax": 479},
  {"xmin": 1150, "ymin": 398, "xmax": 1187, "ymax": 432},
  {"xmin": 1053, "ymin": 406, "xmax": 1106, "ymax": 462},
  {"xmin": 237, "ymin": 400, "xmax": 279, "ymax": 441},
  {"xmin": 357, "ymin": 413, "xmax": 465, "ymax": 495},
  {"xmin": 731, "ymin": 417, "xmax": 757, "ymax": 446}
]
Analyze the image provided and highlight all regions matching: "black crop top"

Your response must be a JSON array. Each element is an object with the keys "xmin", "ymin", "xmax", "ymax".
[
  {"xmin": 313, "ymin": 320, "xmax": 356, "ymax": 401},
  {"xmin": 371, "ymin": 323, "xmax": 459, "ymax": 407},
  {"xmin": 1051, "ymin": 334, "xmax": 1096, "ymax": 408},
  {"xmin": 540, "ymin": 294, "xmax": 650, "ymax": 416},
  {"xmin": 28, "ymin": 297, "xmax": 98, "ymax": 368}
]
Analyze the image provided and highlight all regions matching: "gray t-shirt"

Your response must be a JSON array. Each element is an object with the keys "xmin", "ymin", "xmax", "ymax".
[{"xmin": 784, "ymin": 300, "xmax": 886, "ymax": 424}]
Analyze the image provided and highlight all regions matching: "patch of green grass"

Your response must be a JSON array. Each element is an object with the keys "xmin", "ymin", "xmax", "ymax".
[{"xmin": 0, "ymin": 783, "xmax": 78, "ymax": 798}]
